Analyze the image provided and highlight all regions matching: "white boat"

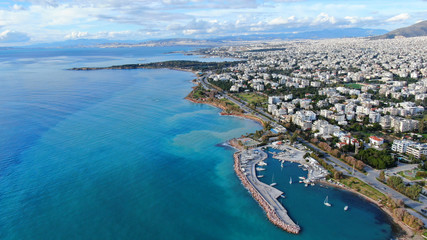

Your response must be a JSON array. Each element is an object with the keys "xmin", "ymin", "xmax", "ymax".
[
  {"xmin": 311, "ymin": 182, "xmax": 315, "ymax": 186},
  {"xmin": 299, "ymin": 176, "xmax": 305, "ymax": 180},
  {"xmin": 256, "ymin": 167, "xmax": 265, "ymax": 171},
  {"xmin": 324, "ymin": 196, "xmax": 331, "ymax": 207},
  {"xmin": 289, "ymin": 177, "xmax": 292, "ymax": 184},
  {"xmin": 257, "ymin": 161, "xmax": 267, "ymax": 166},
  {"xmin": 344, "ymin": 205, "xmax": 348, "ymax": 211},
  {"xmin": 270, "ymin": 174, "xmax": 277, "ymax": 187},
  {"xmin": 257, "ymin": 175, "xmax": 264, "ymax": 178},
  {"xmin": 280, "ymin": 195, "xmax": 286, "ymax": 199},
  {"xmin": 305, "ymin": 183, "xmax": 308, "ymax": 187}
]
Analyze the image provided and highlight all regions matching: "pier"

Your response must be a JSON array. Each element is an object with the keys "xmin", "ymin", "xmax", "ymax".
[{"xmin": 234, "ymin": 149, "xmax": 301, "ymax": 234}]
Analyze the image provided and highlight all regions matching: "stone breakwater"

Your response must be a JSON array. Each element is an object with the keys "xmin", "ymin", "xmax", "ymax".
[{"xmin": 233, "ymin": 152, "xmax": 301, "ymax": 234}]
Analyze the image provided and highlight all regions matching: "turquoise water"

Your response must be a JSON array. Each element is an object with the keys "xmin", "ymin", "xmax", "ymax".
[{"xmin": 0, "ymin": 47, "xmax": 393, "ymax": 239}]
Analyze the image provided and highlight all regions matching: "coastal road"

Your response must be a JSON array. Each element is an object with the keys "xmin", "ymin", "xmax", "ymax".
[
  {"xmin": 199, "ymin": 77, "xmax": 272, "ymax": 124},
  {"xmin": 199, "ymin": 76, "xmax": 427, "ymax": 226}
]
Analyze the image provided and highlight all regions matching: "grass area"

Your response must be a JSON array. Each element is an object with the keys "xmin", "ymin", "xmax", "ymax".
[
  {"xmin": 339, "ymin": 176, "xmax": 387, "ymax": 202},
  {"xmin": 398, "ymin": 171, "xmax": 416, "ymax": 181},
  {"xmin": 236, "ymin": 93, "xmax": 267, "ymax": 106},
  {"xmin": 219, "ymin": 98, "xmax": 238, "ymax": 107},
  {"xmin": 345, "ymin": 83, "xmax": 362, "ymax": 89},
  {"xmin": 398, "ymin": 170, "xmax": 427, "ymax": 181}
]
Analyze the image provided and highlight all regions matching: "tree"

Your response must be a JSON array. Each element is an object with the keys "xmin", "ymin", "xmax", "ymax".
[
  {"xmin": 379, "ymin": 170, "xmax": 386, "ymax": 182},
  {"xmin": 419, "ymin": 120, "xmax": 425, "ymax": 134},
  {"xmin": 334, "ymin": 171, "xmax": 343, "ymax": 180},
  {"xmin": 290, "ymin": 131, "xmax": 298, "ymax": 144}
]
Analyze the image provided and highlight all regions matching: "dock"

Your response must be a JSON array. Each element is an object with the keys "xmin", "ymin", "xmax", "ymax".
[{"xmin": 235, "ymin": 149, "xmax": 301, "ymax": 234}]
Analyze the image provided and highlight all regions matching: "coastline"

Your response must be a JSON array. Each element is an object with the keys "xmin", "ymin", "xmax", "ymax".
[
  {"xmin": 319, "ymin": 180, "xmax": 413, "ymax": 239},
  {"xmin": 185, "ymin": 96, "xmax": 266, "ymax": 127}
]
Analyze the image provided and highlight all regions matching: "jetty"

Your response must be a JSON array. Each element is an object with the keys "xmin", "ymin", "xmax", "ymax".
[{"xmin": 235, "ymin": 149, "xmax": 301, "ymax": 234}]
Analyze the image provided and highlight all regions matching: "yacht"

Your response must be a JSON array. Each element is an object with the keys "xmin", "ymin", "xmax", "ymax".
[
  {"xmin": 344, "ymin": 205, "xmax": 349, "ymax": 211},
  {"xmin": 324, "ymin": 196, "xmax": 331, "ymax": 207}
]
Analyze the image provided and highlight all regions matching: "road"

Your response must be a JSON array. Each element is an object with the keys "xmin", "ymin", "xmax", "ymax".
[
  {"xmin": 299, "ymin": 138, "xmax": 427, "ymax": 226},
  {"xmin": 200, "ymin": 77, "xmax": 273, "ymax": 124},
  {"xmin": 198, "ymin": 77, "xmax": 427, "ymax": 226}
]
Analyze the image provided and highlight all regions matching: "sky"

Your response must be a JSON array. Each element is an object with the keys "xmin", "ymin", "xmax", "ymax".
[{"xmin": 0, "ymin": 0, "xmax": 426, "ymax": 45}]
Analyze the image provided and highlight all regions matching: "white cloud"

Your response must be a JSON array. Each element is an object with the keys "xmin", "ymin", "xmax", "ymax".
[
  {"xmin": 65, "ymin": 31, "xmax": 89, "ymax": 39},
  {"xmin": 12, "ymin": 4, "xmax": 25, "ymax": 11},
  {"xmin": 311, "ymin": 12, "xmax": 336, "ymax": 25},
  {"xmin": 268, "ymin": 16, "xmax": 296, "ymax": 25},
  {"xmin": 386, "ymin": 13, "xmax": 410, "ymax": 22},
  {"xmin": 344, "ymin": 16, "xmax": 374, "ymax": 24},
  {"xmin": 183, "ymin": 29, "xmax": 198, "ymax": 35},
  {"xmin": 0, "ymin": 30, "xmax": 30, "ymax": 42}
]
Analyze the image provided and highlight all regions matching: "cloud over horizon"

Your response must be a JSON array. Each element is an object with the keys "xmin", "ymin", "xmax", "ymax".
[{"xmin": 0, "ymin": 0, "xmax": 425, "ymax": 45}]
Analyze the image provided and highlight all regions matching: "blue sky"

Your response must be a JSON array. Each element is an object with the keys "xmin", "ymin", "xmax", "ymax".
[{"xmin": 0, "ymin": 0, "xmax": 425, "ymax": 45}]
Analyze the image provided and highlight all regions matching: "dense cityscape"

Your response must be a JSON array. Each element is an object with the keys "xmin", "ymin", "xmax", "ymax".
[{"xmin": 186, "ymin": 36, "xmax": 427, "ymax": 237}]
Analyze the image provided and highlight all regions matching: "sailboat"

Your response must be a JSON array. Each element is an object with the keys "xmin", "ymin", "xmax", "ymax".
[
  {"xmin": 324, "ymin": 196, "xmax": 331, "ymax": 207},
  {"xmin": 344, "ymin": 205, "xmax": 349, "ymax": 211},
  {"xmin": 289, "ymin": 177, "xmax": 292, "ymax": 184},
  {"xmin": 270, "ymin": 174, "xmax": 277, "ymax": 187}
]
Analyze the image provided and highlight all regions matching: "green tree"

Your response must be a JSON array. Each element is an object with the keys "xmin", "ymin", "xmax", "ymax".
[
  {"xmin": 290, "ymin": 131, "xmax": 298, "ymax": 144},
  {"xmin": 419, "ymin": 120, "xmax": 425, "ymax": 134},
  {"xmin": 379, "ymin": 170, "xmax": 386, "ymax": 182}
]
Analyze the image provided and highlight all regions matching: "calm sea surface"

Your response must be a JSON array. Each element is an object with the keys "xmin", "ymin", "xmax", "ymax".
[{"xmin": 0, "ymin": 47, "xmax": 393, "ymax": 239}]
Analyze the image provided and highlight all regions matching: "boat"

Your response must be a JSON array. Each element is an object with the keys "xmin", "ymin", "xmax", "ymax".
[
  {"xmin": 304, "ymin": 183, "xmax": 308, "ymax": 187},
  {"xmin": 256, "ymin": 167, "xmax": 265, "ymax": 171},
  {"xmin": 280, "ymin": 195, "xmax": 286, "ymax": 199},
  {"xmin": 311, "ymin": 182, "xmax": 315, "ymax": 186},
  {"xmin": 324, "ymin": 196, "xmax": 331, "ymax": 207},
  {"xmin": 289, "ymin": 177, "xmax": 292, "ymax": 184},
  {"xmin": 299, "ymin": 176, "xmax": 305, "ymax": 180},
  {"xmin": 299, "ymin": 180, "xmax": 303, "ymax": 183},
  {"xmin": 270, "ymin": 174, "xmax": 277, "ymax": 187},
  {"xmin": 257, "ymin": 161, "xmax": 267, "ymax": 166},
  {"xmin": 257, "ymin": 175, "xmax": 264, "ymax": 178},
  {"xmin": 344, "ymin": 205, "xmax": 348, "ymax": 211}
]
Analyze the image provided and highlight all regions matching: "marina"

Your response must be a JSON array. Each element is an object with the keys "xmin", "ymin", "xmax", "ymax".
[{"xmin": 235, "ymin": 149, "xmax": 301, "ymax": 234}]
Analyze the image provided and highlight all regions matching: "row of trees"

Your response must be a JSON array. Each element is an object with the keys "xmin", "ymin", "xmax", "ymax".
[
  {"xmin": 355, "ymin": 148, "xmax": 396, "ymax": 169},
  {"xmin": 382, "ymin": 195, "xmax": 424, "ymax": 230},
  {"xmin": 393, "ymin": 208, "xmax": 424, "ymax": 230},
  {"xmin": 208, "ymin": 79, "xmax": 233, "ymax": 91},
  {"xmin": 386, "ymin": 176, "xmax": 422, "ymax": 200},
  {"xmin": 317, "ymin": 142, "xmax": 365, "ymax": 170}
]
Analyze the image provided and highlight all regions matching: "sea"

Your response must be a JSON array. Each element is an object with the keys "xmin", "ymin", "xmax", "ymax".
[{"xmin": 0, "ymin": 46, "xmax": 393, "ymax": 239}]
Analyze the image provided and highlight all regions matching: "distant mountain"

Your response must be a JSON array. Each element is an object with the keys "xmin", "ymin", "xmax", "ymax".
[
  {"xmin": 215, "ymin": 28, "xmax": 387, "ymax": 41},
  {"xmin": 22, "ymin": 27, "xmax": 388, "ymax": 48},
  {"xmin": 372, "ymin": 20, "xmax": 427, "ymax": 39}
]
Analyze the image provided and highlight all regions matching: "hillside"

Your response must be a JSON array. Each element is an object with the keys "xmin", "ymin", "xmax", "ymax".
[{"xmin": 373, "ymin": 20, "xmax": 427, "ymax": 39}]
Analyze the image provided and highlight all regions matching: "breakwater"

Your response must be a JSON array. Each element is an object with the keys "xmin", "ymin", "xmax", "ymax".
[{"xmin": 234, "ymin": 151, "xmax": 301, "ymax": 234}]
